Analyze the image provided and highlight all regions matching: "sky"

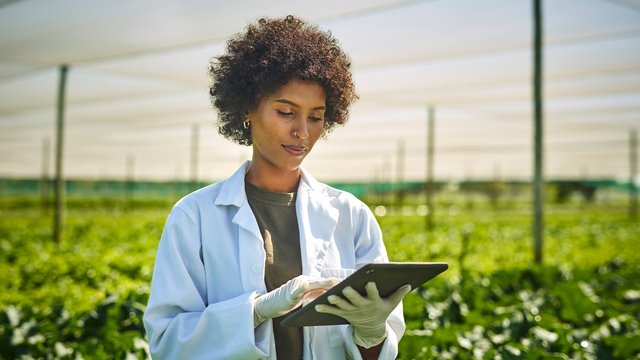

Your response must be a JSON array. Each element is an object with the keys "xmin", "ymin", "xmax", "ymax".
[{"xmin": 0, "ymin": 0, "xmax": 639, "ymax": 183}]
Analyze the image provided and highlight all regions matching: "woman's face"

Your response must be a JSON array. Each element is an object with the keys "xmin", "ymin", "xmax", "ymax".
[{"xmin": 247, "ymin": 78, "xmax": 326, "ymax": 174}]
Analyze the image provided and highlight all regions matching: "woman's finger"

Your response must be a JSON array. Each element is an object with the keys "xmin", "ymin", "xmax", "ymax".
[
  {"xmin": 387, "ymin": 284, "xmax": 412, "ymax": 306},
  {"xmin": 341, "ymin": 286, "xmax": 367, "ymax": 306},
  {"xmin": 315, "ymin": 304, "xmax": 344, "ymax": 316},
  {"xmin": 308, "ymin": 277, "xmax": 339, "ymax": 290},
  {"xmin": 364, "ymin": 282, "xmax": 381, "ymax": 301},
  {"xmin": 327, "ymin": 294, "xmax": 357, "ymax": 310}
]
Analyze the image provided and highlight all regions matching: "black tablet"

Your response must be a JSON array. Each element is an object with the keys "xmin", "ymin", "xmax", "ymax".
[{"xmin": 281, "ymin": 262, "xmax": 448, "ymax": 327}]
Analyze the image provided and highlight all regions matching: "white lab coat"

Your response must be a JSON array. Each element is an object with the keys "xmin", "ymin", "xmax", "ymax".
[{"xmin": 143, "ymin": 161, "xmax": 405, "ymax": 359}]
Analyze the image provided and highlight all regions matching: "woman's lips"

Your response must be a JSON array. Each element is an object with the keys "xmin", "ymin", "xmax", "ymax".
[{"xmin": 282, "ymin": 144, "xmax": 307, "ymax": 156}]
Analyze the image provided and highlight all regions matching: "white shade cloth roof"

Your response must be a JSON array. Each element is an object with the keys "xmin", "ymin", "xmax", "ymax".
[{"xmin": 1, "ymin": 0, "xmax": 639, "ymax": 182}]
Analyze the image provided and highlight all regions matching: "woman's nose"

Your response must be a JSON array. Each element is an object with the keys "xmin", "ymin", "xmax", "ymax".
[{"xmin": 293, "ymin": 119, "xmax": 309, "ymax": 139}]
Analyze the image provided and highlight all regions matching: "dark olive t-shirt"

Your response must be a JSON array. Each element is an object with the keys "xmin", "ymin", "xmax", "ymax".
[{"xmin": 245, "ymin": 181, "xmax": 303, "ymax": 360}]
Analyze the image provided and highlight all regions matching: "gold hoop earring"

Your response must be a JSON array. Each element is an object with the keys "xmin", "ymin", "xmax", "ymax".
[{"xmin": 243, "ymin": 120, "xmax": 250, "ymax": 129}]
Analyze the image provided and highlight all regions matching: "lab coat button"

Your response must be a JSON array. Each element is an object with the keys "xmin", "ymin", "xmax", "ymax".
[{"xmin": 252, "ymin": 263, "xmax": 262, "ymax": 274}]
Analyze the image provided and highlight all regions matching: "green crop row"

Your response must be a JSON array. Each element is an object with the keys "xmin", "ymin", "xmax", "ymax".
[
  {"xmin": 1, "ymin": 199, "xmax": 638, "ymax": 359},
  {"xmin": 399, "ymin": 260, "xmax": 640, "ymax": 359}
]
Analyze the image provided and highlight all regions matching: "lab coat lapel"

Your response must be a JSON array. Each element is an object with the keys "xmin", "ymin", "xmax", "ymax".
[
  {"xmin": 297, "ymin": 169, "xmax": 339, "ymax": 277},
  {"xmin": 233, "ymin": 202, "xmax": 267, "ymax": 292},
  {"xmin": 215, "ymin": 161, "xmax": 266, "ymax": 292}
]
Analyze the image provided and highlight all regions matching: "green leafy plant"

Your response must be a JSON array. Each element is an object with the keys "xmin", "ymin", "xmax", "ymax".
[{"xmin": 1, "ymin": 197, "xmax": 638, "ymax": 359}]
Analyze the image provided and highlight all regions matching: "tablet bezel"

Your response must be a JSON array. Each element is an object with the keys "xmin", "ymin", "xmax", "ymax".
[{"xmin": 280, "ymin": 262, "xmax": 448, "ymax": 327}]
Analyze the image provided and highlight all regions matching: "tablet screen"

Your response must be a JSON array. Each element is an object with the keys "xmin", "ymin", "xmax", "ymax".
[{"xmin": 281, "ymin": 262, "xmax": 448, "ymax": 327}]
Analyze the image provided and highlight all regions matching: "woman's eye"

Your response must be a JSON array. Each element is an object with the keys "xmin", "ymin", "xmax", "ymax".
[
  {"xmin": 309, "ymin": 116, "xmax": 324, "ymax": 122},
  {"xmin": 277, "ymin": 110, "xmax": 294, "ymax": 117}
]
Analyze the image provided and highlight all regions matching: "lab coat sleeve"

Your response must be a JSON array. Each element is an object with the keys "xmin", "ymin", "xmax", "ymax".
[
  {"xmin": 341, "ymin": 201, "xmax": 405, "ymax": 360},
  {"xmin": 143, "ymin": 206, "xmax": 269, "ymax": 360}
]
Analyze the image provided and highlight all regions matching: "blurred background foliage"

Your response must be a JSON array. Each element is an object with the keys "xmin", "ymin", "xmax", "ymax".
[{"xmin": 1, "ymin": 181, "xmax": 639, "ymax": 359}]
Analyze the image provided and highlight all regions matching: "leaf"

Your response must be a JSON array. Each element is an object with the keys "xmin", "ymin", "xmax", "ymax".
[
  {"xmin": 551, "ymin": 282, "xmax": 600, "ymax": 326},
  {"xmin": 603, "ymin": 333, "xmax": 640, "ymax": 359},
  {"xmin": 55, "ymin": 341, "xmax": 73, "ymax": 357},
  {"xmin": 6, "ymin": 306, "xmax": 20, "ymax": 327},
  {"xmin": 531, "ymin": 326, "xmax": 559, "ymax": 346}
]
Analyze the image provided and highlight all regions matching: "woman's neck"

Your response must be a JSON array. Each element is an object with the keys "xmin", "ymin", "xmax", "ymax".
[{"xmin": 245, "ymin": 162, "xmax": 301, "ymax": 193}]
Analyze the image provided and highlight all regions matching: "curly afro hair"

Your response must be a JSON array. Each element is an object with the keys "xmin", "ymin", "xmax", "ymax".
[{"xmin": 208, "ymin": 15, "xmax": 358, "ymax": 146}]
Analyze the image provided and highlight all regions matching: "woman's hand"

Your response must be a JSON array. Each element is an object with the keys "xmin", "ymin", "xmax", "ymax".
[
  {"xmin": 315, "ymin": 282, "xmax": 411, "ymax": 348},
  {"xmin": 253, "ymin": 275, "xmax": 338, "ymax": 326}
]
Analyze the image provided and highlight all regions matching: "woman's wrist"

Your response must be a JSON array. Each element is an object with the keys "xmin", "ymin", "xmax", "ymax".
[
  {"xmin": 353, "ymin": 326, "xmax": 386, "ymax": 348},
  {"xmin": 252, "ymin": 292, "xmax": 266, "ymax": 327}
]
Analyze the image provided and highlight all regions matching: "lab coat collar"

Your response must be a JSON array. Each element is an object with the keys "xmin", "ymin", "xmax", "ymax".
[
  {"xmin": 214, "ymin": 161, "xmax": 251, "ymax": 207},
  {"xmin": 215, "ymin": 161, "xmax": 339, "ymax": 278},
  {"xmin": 213, "ymin": 160, "xmax": 327, "ymax": 207}
]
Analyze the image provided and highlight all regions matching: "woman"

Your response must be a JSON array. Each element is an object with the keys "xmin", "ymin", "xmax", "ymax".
[{"xmin": 143, "ymin": 16, "xmax": 411, "ymax": 359}]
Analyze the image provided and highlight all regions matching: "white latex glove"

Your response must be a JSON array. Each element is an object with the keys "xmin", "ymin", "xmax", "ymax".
[
  {"xmin": 254, "ymin": 275, "xmax": 338, "ymax": 326},
  {"xmin": 315, "ymin": 282, "xmax": 412, "ymax": 348}
]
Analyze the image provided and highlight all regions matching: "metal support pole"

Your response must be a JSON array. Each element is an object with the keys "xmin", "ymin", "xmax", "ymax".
[
  {"xmin": 190, "ymin": 123, "xmax": 199, "ymax": 192},
  {"xmin": 532, "ymin": 0, "xmax": 544, "ymax": 264},
  {"xmin": 125, "ymin": 153, "xmax": 135, "ymax": 209},
  {"xmin": 396, "ymin": 139, "xmax": 405, "ymax": 212},
  {"xmin": 426, "ymin": 106, "xmax": 435, "ymax": 231},
  {"xmin": 53, "ymin": 65, "xmax": 69, "ymax": 244},
  {"xmin": 41, "ymin": 136, "xmax": 50, "ymax": 211},
  {"xmin": 631, "ymin": 128, "xmax": 638, "ymax": 220},
  {"xmin": 383, "ymin": 157, "xmax": 391, "ymax": 206}
]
